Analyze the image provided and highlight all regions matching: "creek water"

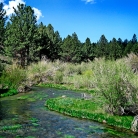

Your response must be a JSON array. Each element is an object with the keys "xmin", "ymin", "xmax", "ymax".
[{"xmin": 0, "ymin": 87, "xmax": 137, "ymax": 138}]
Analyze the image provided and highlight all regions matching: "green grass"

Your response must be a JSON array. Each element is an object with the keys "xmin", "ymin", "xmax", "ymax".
[{"xmin": 45, "ymin": 97, "xmax": 133, "ymax": 130}]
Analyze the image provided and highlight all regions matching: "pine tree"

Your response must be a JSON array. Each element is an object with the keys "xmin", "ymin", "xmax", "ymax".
[
  {"xmin": 96, "ymin": 34, "xmax": 108, "ymax": 57},
  {"xmin": 109, "ymin": 38, "xmax": 122, "ymax": 60},
  {"xmin": 82, "ymin": 37, "xmax": 95, "ymax": 61},
  {"xmin": 124, "ymin": 41, "xmax": 133, "ymax": 55},
  {"xmin": 131, "ymin": 34, "xmax": 138, "ymax": 54},
  {"xmin": 4, "ymin": 4, "xmax": 37, "ymax": 67},
  {"xmin": 0, "ymin": 2, "xmax": 6, "ymax": 54},
  {"xmin": 60, "ymin": 33, "xmax": 81, "ymax": 63},
  {"xmin": 60, "ymin": 35, "xmax": 73, "ymax": 62},
  {"xmin": 71, "ymin": 32, "xmax": 82, "ymax": 62},
  {"xmin": 35, "ymin": 22, "xmax": 50, "ymax": 61},
  {"xmin": 132, "ymin": 34, "xmax": 137, "ymax": 44},
  {"xmin": 132, "ymin": 43, "xmax": 138, "ymax": 54},
  {"xmin": 45, "ymin": 24, "xmax": 62, "ymax": 60}
]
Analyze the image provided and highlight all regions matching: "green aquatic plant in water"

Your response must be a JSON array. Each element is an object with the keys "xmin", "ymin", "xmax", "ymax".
[
  {"xmin": 30, "ymin": 118, "xmax": 39, "ymax": 127},
  {"xmin": 75, "ymin": 127, "xmax": 84, "ymax": 131},
  {"xmin": 17, "ymin": 95, "xmax": 36, "ymax": 102},
  {"xmin": 30, "ymin": 117, "xmax": 38, "ymax": 122},
  {"xmin": 30, "ymin": 117, "xmax": 38, "ymax": 123},
  {"xmin": 32, "ymin": 123, "xmax": 39, "ymax": 127},
  {"xmin": 24, "ymin": 136, "xmax": 35, "ymax": 138},
  {"xmin": 17, "ymin": 93, "xmax": 48, "ymax": 102},
  {"xmin": 63, "ymin": 134, "xmax": 75, "ymax": 138},
  {"xmin": 17, "ymin": 95, "xmax": 30, "ymax": 100},
  {"xmin": 56, "ymin": 131, "xmax": 62, "ymax": 135},
  {"xmin": 31, "ymin": 128, "xmax": 38, "ymax": 132},
  {"xmin": 15, "ymin": 135, "xmax": 36, "ymax": 138},
  {"xmin": 1, "ymin": 124, "xmax": 22, "ymax": 131},
  {"xmin": 46, "ymin": 97, "xmax": 133, "ymax": 130}
]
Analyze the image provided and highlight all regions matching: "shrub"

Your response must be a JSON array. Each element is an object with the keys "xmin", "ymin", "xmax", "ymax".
[
  {"xmin": 63, "ymin": 63, "xmax": 76, "ymax": 76},
  {"xmin": 82, "ymin": 70, "xmax": 93, "ymax": 79},
  {"xmin": 1, "ymin": 89, "xmax": 18, "ymax": 97},
  {"xmin": 54, "ymin": 71, "xmax": 63, "ymax": 84},
  {"xmin": 0, "ymin": 61, "xmax": 4, "ymax": 77},
  {"xmin": 0, "ymin": 63, "xmax": 26, "ymax": 89},
  {"xmin": 91, "ymin": 59, "xmax": 138, "ymax": 115},
  {"xmin": 125, "ymin": 53, "xmax": 138, "ymax": 73}
]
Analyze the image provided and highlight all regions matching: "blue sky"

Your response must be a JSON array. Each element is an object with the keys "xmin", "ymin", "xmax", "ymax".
[{"xmin": 1, "ymin": 0, "xmax": 138, "ymax": 42}]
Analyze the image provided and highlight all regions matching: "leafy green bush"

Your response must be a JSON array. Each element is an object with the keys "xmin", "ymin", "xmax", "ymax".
[
  {"xmin": 0, "ymin": 89, "xmax": 18, "ymax": 97},
  {"xmin": 0, "ymin": 63, "xmax": 26, "ymax": 89}
]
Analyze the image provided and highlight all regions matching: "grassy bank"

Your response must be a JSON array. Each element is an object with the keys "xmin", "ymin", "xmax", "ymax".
[{"xmin": 46, "ymin": 97, "xmax": 133, "ymax": 130}]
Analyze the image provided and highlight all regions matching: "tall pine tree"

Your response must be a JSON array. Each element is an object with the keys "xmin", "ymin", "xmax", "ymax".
[
  {"xmin": 96, "ymin": 34, "xmax": 108, "ymax": 57},
  {"xmin": 45, "ymin": 24, "xmax": 62, "ymax": 60},
  {"xmin": 60, "ymin": 32, "xmax": 81, "ymax": 63},
  {"xmin": 82, "ymin": 37, "xmax": 95, "ymax": 61},
  {"xmin": 108, "ymin": 38, "xmax": 122, "ymax": 60},
  {"xmin": 4, "ymin": 4, "xmax": 37, "ymax": 67},
  {"xmin": 0, "ymin": 2, "xmax": 6, "ymax": 55}
]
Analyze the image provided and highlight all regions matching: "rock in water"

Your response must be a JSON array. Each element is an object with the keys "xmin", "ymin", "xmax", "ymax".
[
  {"xmin": 62, "ymin": 95, "xmax": 66, "ymax": 98},
  {"xmin": 81, "ymin": 93, "xmax": 92, "ymax": 100},
  {"xmin": 131, "ymin": 115, "xmax": 138, "ymax": 132}
]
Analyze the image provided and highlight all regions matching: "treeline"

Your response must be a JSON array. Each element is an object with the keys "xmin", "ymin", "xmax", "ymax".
[{"xmin": 0, "ymin": 3, "xmax": 138, "ymax": 67}]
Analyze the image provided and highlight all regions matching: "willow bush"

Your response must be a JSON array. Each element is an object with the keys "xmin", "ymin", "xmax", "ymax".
[{"xmin": 91, "ymin": 58, "xmax": 138, "ymax": 115}]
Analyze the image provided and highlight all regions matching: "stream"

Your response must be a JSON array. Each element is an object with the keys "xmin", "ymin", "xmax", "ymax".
[{"xmin": 0, "ymin": 86, "xmax": 137, "ymax": 138}]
